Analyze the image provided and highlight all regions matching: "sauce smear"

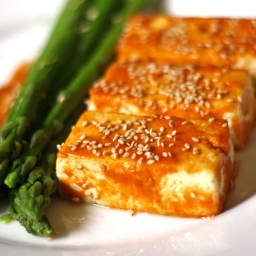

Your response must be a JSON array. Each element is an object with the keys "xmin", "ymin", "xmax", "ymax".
[{"xmin": 0, "ymin": 63, "xmax": 29, "ymax": 127}]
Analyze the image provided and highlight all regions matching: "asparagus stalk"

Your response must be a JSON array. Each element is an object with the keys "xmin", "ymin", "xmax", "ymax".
[
  {"xmin": 0, "ymin": 0, "xmax": 119, "ymax": 184},
  {"xmin": 5, "ymin": 0, "xmax": 153, "ymax": 189},
  {"xmin": 0, "ymin": 0, "xmax": 91, "ymax": 166},
  {"xmin": 54, "ymin": 0, "xmax": 120, "ymax": 88},
  {"xmin": 8, "ymin": 104, "xmax": 85, "ymax": 237},
  {"xmin": 42, "ymin": 0, "xmax": 120, "ymax": 113}
]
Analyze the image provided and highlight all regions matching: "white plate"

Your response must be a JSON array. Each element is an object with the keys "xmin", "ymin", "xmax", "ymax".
[{"xmin": 0, "ymin": 1, "xmax": 256, "ymax": 255}]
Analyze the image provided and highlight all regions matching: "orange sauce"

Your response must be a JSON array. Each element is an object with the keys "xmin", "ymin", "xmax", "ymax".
[{"xmin": 0, "ymin": 63, "xmax": 29, "ymax": 127}]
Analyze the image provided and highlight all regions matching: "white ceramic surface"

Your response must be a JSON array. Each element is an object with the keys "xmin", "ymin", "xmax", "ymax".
[{"xmin": 0, "ymin": 1, "xmax": 256, "ymax": 255}]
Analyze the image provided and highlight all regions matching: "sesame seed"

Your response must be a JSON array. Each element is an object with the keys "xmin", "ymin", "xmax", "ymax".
[
  {"xmin": 147, "ymin": 160, "xmax": 155, "ymax": 165},
  {"xmin": 208, "ymin": 118, "xmax": 215, "ymax": 123},
  {"xmin": 118, "ymin": 138, "xmax": 125, "ymax": 145},
  {"xmin": 222, "ymin": 123, "xmax": 228, "ymax": 128},
  {"xmin": 184, "ymin": 143, "xmax": 191, "ymax": 149},
  {"xmin": 80, "ymin": 135, "xmax": 86, "ymax": 140},
  {"xmin": 192, "ymin": 137, "xmax": 199, "ymax": 143},
  {"xmin": 216, "ymin": 94, "xmax": 222, "ymax": 101},
  {"xmin": 144, "ymin": 136, "xmax": 150, "ymax": 143},
  {"xmin": 123, "ymin": 152, "xmax": 130, "ymax": 158},
  {"xmin": 104, "ymin": 130, "xmax": 110, "ymax": 136},
  {"xmin": 77, "ymin": 164, "xmax": 83, "ymax": 170},
  {"xmin": 137, "ymin": 150, "xmax": 143, "ymax": 155},
  {"xmin": 82, "ymin": 121, "xmax": 88, "ymax": 127},
  {"xmin": 160, "ymin": 127, "xmax": 165, "ymax": 133},
  {"xmin": 113, "ymin": 134, "xmax": 119, "ymax": 142},
  {"xmin": 190, "ymin": 192, "xmax": 196, "ymax": 198},
  {"xmin": 205, "ymin": 102, "xmax": 211, "ymax": 108},
  {"xmin": 162, "ymin": 107, "xmax": 168, "ymax": 113},
  {"xmin": 145, "ymin": 151, "xmax": 153, "ymax": 159},
  {"xmin": 122, "ymin": 124, "xmax": 128, "ymax": 130},
  {"xmin": 93, "ymin": 149, "xmax": 99, "ymax": 155},
  {"xmin": 162, "ymin": 152, "xmax": 168, "ymax": 157},
  {"xmin": 143, "ymin": 145, "xmax": 150, "ymax": 151},
  {"xmin": 154, "ymin": 155, "xmax": 160, "ymax": 161},
  {"xmin": 137, "ymin": 157, "xmax": 143, "ymax": 167},
  {"xmin": 172, "ymin": 130, "xmax": 177, "ymax": 136},
  {"xmin": 71, "ymin": 146, "xmax": 77, "ymax": 151}
]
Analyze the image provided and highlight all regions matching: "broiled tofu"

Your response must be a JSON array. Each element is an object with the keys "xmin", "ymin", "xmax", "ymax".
[
  {"xmin": 56, "ymin": 111, "xmax": 233, "ymax": 217},
  {"xmin": 89, "ymin": 61, "xmax": 255, "ymax": 149},
  {"xmin": 118, "ymin": 15, "xmax": 256, "ymax": 79}
]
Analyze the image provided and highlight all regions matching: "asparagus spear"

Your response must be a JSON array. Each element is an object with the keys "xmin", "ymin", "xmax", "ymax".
[
  {"xmin": 0, "ymin": 0, "xmax": 120, "ymax": 184},
  {"xmin": 54, "ymin": 0, "xmax": 120, "ymax": 88},
  {"xmin": 5, "ymin": 0, "xmax": 154, "ymax": 189},
  {"xmin": 43, "ymin": 0, "xmax": 120, "ymax": 113},
  {"xmin": 8, "ymin": 104, "xmax": 85, "ymax": 237},
  {"xmin": 0, "ymin": 0, "xmax": 91, "ymax": 168}
]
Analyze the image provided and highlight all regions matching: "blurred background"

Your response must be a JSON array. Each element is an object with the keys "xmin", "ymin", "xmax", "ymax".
[
  {"xmin": 1, "ymin": 0, "xmax": 255, "ymax": 33},
  {"xmin": 0, "ymin": 0, "xmax": 255, "ymax": 84},
  {"xmin": 169, "ymin": 0, "xmax": 256, "ymax": 17}
]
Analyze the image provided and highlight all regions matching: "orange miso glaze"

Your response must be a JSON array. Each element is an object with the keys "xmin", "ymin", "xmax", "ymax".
[
  {"xmin": 118, "ymin": 15, "xmax": 256, "ymax": 69},
  {"xmin": 89, "ymin": 61, "xmax": 255, "ymax": 149}
]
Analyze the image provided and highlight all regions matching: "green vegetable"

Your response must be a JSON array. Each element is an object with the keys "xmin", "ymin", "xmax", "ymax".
[
  {"xmin": 8, "ymin": 104, "xmax": 85, "ymax": 237},
  {"xmin": 54, "ymin": 0, "xmax": 119, "ymax": 89},
  {"xmin": 0, "ymin": 0, "xmax": 91, "ymax": 179},
  {"xmin": 44, "ymin": 0, "xmax": 120, "ymax": 113}
]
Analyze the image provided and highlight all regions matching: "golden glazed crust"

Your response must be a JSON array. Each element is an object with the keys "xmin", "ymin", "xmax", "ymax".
[
  {"xmin": 118, "ymin": 15, "xmax": 256, "ymax": 78},
  {"xmin": 89, "ymin": 61, "xmax": 255, "ymax": 149},
  {"xmin": 57, "ymin": 111, "xmax": 233, "ymax": 217}
]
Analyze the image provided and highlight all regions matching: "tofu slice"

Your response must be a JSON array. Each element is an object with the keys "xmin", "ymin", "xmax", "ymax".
[
  {"xmin": 56, "ymin": 111, "xmax": 233, "ymax": 217},
  {"xmin": 89, "ymin": 61, "xmax": 255, "ymax": 149},
  {"xmin": 117, "ymin": 15, "xmax": 256, "ymax": 80}
]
